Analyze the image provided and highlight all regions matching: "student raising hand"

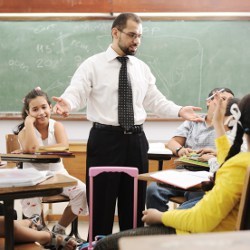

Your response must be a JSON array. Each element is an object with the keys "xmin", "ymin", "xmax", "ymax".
[{"xmin": 212, "ymin": 92, "xmax": 228, "ymax": 138}]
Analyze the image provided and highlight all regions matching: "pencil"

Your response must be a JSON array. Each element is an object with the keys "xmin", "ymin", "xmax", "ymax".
[{"xmin": 206, "ymin": 88, "xmax": 225, "ymax": 101}]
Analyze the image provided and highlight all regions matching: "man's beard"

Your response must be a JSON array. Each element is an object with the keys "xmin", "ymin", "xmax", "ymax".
[{"xmin": 119, "ymin": 43, "xmax": 137, "ymax": 56}]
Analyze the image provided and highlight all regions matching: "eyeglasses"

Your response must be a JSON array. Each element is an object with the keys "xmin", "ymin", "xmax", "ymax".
[{"xmin": 118, "ymin": 30, "xmax": 142, "ymax": 40}]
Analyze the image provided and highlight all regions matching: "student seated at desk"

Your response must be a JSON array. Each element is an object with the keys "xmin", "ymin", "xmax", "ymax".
[
  {"xmin": 14, "ymin": 87, "xmax": 88, "ymax": 235},
  {"xmin": 93, "ymin": 92, "xmax": 250, "ymax": 250},
  {"xmin": 198, "ymin": 97, "xmax": 247, "ymax": 174},
  {"xmin": 146, "ymin": 88, "xmax": 234, "ymax": 211},
  {"xmin": 0, "ymin": 216, "xmax": 77, "ymax": 249}
]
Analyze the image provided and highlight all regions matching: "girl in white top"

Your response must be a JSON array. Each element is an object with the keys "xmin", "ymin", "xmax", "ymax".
[{"xmin": 15, "ymin": 87, "xmax": 88, "ymax": 235}]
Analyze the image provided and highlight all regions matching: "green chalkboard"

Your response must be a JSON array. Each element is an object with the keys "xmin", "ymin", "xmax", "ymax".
[{"xmin": 0, "ymin": 20, "xmax": 250, "ymax": 113}]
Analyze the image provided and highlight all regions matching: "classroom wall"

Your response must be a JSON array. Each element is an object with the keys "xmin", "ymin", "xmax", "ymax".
[
  {"xmin": 0, "ymin": 119, "xmax": 182, "ymax": 153},
  {"xmin": 1, "ymin": 0, "xmax": 250, "ymax": 13}
]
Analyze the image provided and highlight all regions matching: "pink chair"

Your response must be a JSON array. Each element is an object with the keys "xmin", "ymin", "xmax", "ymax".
[{"xmin": 88, "ymin": 166, "xmax": 138, "ymax": 250}]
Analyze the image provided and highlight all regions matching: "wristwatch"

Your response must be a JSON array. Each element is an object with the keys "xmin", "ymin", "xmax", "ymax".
[{"xmin": 175, "ymin": 146, "xmax": 183, "ymax": 156}]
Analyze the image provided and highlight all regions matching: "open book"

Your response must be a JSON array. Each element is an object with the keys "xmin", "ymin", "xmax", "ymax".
[
  {"xmin": 151, "ymin": 169, "xmax": 213, "ymax": 189},
  {"xmin": 0, "ymin": 168, "xmax": 54, "ymax": 187},
  {"xmin": 36, "ymin": 146, "xmax": 73, "ymax": 156},
  {"xmin": 175, "ymin": 155, "xmax": 209, "ymax": 168}
]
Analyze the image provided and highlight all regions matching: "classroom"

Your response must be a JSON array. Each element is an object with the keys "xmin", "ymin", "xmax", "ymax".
[{"xmin": 0, "ymin": 0, "xmax": 250, "ymax": 249}]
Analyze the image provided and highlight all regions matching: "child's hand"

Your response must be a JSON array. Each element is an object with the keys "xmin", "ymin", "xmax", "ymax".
[
  {"xmin": 196, "ymin": 148, "xmax": 216, "ymax": 156},
  {"xmin": 178, "ymin": 147, "xmax": 193, "ymax": 157},
  {"xmin": 25, "ymin": 115, "xmax": 36, "ymax": 125},
  {"xmin": 198, "ymin": 153, "xmax": 215, "ymax": 162},
  {"xmin": 142, "ymin": 209, "xmax": 163, "ymax": 225}
]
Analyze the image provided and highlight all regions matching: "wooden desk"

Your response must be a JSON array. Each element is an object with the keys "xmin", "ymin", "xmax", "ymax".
[
  {"xmin": 0, "ymin": 153, "xmax": 75, "ymax": 250},
  {"xmin": 0, "ymin": 153, "xmax": 74, "ymax": 164},
  {"xmin": 119, "ymin": 230, "xmax": 250, "ymax": 250},
  {"xmin": 64, "ymin": 142, "xmax": 174, "ymax": 184},
  {"xmin": 0, "ymin": 174, "xmax": 77, "ymax": 250},
  {"xmin": 148, "ymin": 152, "xmax": 172, "ymax": 171},
  {"xmin": 138, "ymin": 171, "xmax": 203, "ymax": 192}
]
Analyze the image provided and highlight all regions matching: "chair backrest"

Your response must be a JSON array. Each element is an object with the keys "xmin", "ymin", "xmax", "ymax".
[
  {"xmin": 236, "ymin": 166, "xmax": 250, "ymax": 230},
  {"xmin": 88, "ymin": 166, "xmax": 138, "ymax": 250},
  {"xmin": 5, "ymin": 134, "xmax": 22, "ymax": 168},
  {"xmin": 5, "ymin": 134, "xmax": 20, "ymax": 153}
]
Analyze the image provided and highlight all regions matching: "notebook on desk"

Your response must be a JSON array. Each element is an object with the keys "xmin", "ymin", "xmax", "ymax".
[
  {"xmin": 151, "ymin": 169, "xmax": 213, "ymax": 189},
  {"xmin": 0, "ymin": 168, "xmax": 54, "ymax": 187},
  {"xmin": 148, "ymin": 143, "xmax": 172, "ymax": 155}
]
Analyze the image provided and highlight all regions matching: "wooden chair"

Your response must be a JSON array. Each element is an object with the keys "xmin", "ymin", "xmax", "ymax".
[
  {"xmin": 236, "ymin": 166, "xmax": 250, "ymax": 230},
  {"xmin": 5, "ymin": 134, "xmax": 82, "ymax": 240},
  {"xmin": 169, "ymin": 196, "xmax": 187, "ymax": 209}
]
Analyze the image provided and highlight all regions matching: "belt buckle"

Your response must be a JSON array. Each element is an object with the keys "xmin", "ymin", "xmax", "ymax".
[{"xmin": 124, "ymin": 130, "xmax": 133, "ymax": 134}]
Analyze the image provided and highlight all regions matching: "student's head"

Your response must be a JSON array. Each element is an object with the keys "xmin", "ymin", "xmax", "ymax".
[
  {"xmin": 111, "ymin": 13, "xmax": 142, "ymax": 56},
  {"xmin": 224, "ymin": 97, "xmax": 240, "ymax": 129},
  {"xmin": 207, "ymin": 88, "xmax": 234, "ymax": 101},
  {"xmin": 206, "ymin": 87, "xmax": 234, "ymax": 113},
  {"xmin": 14, "ymin": 88, "xmax": 51, "ymax": 134},
  {"xmin": 225, "ymin": 93, "xmax": 250, "ymax": 161},
  {"xmin": 21, "ymin": 87, "xmax": 51, "ymax": 120}
]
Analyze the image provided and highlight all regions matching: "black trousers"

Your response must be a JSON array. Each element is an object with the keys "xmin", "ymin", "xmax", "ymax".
[{"xmin": 86, "ymin": 126, "xmax": 149, "ymax": 240}]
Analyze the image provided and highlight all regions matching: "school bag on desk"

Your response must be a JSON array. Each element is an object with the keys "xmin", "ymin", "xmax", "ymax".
[{"xmin": 79, "ymin": 166, "xmax": 138, "ymax": 250}]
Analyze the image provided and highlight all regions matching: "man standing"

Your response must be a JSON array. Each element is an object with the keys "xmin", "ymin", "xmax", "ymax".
[{"xmin": 53, "ymin": 13, "xmax": 202, "ymax": 239}]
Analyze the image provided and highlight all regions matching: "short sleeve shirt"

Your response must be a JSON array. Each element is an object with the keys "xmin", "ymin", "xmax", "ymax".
[{"xmin": 173, "ymin": 114, "xmax": 216, "ymax": 150}]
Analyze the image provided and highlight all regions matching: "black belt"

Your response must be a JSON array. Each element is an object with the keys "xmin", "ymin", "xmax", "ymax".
[{"xmin": 93, "ymin": 122, "xmax": 143, "ymax": 134}]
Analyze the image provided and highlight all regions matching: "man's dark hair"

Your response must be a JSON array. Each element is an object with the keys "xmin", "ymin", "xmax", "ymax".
[
  {"xmin": 208, "ymin": 87, "xmax": 234, "ymax": 99},
  {"xmin": 112, "ymin": 13, "xmax": 142, "ymax": 31}
]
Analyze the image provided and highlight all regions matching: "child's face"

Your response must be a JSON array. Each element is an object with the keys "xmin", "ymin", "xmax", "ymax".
[{"xmin": 27, "ymin": 96, "xmax": 51, "ymax": 123}]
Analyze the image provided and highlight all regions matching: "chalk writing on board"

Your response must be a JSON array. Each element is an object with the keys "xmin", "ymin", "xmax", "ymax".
[
  {"xmin": 0, "ymin": 21, "xmax": 249, "ymax": 113},
  {"xmin": 9, "ymin": 59, "xmax": 29, "ymax": 73}
]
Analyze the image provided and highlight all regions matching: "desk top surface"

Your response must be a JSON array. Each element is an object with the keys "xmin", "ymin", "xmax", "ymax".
[
  {"xmin": 0, "ymin": 174, "xmax": 77, "ymax": 194},
  {"xmin": 119, "ymin": 231, "xmax": 250, "ymax": 250},
  {"xmin": 0, "ymin": 153, "xmax": 74, "ymax": 159}
]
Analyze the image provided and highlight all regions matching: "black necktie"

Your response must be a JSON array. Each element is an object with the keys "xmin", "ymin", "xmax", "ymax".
[{"xmin": 117, "ymin": 57, "xmax": 134, "ymax": 131}]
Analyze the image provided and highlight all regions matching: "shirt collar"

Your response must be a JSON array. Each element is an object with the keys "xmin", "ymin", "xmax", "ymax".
[{"xmin": 106, "ymin": 45, "xmax": 135, "ymax": 65}]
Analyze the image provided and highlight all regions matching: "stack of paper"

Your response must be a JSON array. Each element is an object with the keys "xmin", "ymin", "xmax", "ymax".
[
  {"xmin": 148, "ymin": 143, "xmax": 172, "ymax": 155},
  {"xmin": 0, "ymin": 168, "xmax": 54, "ymax": 187},
  {"xmin": 151, "ymin": 169, "xmax": 213, "ymax": 189}
]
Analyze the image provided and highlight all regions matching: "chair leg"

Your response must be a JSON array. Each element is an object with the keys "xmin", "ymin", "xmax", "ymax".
[{"xmin": 68, "ymin": 217, "xmax": 85, "ymax": 242}]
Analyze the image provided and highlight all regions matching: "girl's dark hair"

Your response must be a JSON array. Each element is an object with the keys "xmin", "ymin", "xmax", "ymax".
[
  {"xmin": 224, "ymin": 94, "xmax": 250, "ymax": 161},
  {"xmin": 203, "ymin": 94, "xmax": 250, "ymax": 191},
  {"xmin": 14, "ymin": 88, "xmax": 51, "ymax": 134},
  {"xmin": 225, "ymin": 97, "xmax": 240, "ymax": 117}
]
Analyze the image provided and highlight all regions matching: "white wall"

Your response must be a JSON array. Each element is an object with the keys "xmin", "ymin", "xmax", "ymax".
[{"xmin": 0, "ymin": 119, "xmax": 182, "ymax": 153}]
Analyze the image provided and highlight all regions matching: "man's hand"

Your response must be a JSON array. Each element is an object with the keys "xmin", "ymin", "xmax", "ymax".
[
  {"xmin": 178, "ymin": 106, "xmax": 203, "ymax": 122},
  {"xmin": 142, "ymin": 209, "xmax": 163, "ymax": 225},
  {"xmin": 52, "ymin": 96, "xmax": 70, "ymax": 117},
  {"xmin": 196, "ymin": 148, "xmax": 216, "ymax": 156}
]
